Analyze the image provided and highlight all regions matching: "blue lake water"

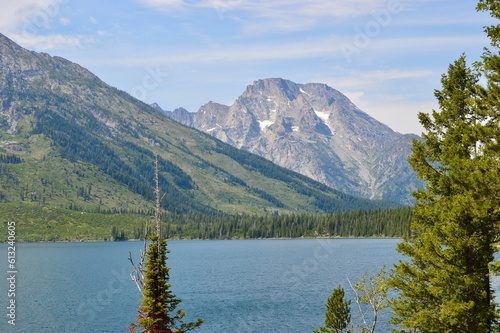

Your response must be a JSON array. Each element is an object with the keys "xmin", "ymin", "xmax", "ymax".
[{"xmin": 0, "ymin": 238, "xmax": 402, "ymax": 332}]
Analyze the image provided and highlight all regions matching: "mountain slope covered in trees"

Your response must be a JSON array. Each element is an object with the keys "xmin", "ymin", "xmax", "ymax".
[{"xmin": 0, "ymin": 32, "xmax": 400, "ymax": 237}]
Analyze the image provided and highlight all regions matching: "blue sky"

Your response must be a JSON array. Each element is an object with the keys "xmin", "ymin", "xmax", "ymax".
[{"xmin": 0, "ymin": 0, "xmax": 495, "ymax": 134}]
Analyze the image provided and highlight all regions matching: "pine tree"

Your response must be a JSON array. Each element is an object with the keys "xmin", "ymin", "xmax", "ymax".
[
  {"xmin": 135, "ymin": 233, "xmax": 202, "ymax": 333},
  {"xmin": 129, "ymin": 156, "xmax": 203, "ymax": 333},
  {"xmin": 314, "ymin": 268, "xmax": 390, "ymax": 333},
  {"xmin": 390, "ymin": 2, "xmax": 500, "ymax": 331},
  {"xmin": 314, "ymin": 285, "xmax": 352, "ymax": 333},
  {"xmin": 389, "ymin": 53, "xmax": 500, "ymax": 331}
]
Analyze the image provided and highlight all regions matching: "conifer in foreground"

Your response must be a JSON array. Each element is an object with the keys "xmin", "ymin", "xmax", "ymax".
[
  {"xmin": 314, "ymin": 267, "xmax": 389, "ymax": 333},
  {"xmin": 130, "ymin": 233, "xmax": 203, "ymax": 333},
  {"xmin": 129, "ymin": 156, "xmax": 203, "ymax": 333},
  {"xmin": 314, "ymin": 285, "xmax": 352, "ymax": 333},
  {"xmin": 390, "ymin": 7, "xmax": 500, "ymax": 329}
]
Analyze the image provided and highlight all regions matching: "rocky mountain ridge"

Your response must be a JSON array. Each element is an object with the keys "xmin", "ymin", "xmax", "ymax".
[
  {"xmin": 0, "ymin": 32, "xmax": 395, "ymax": 217},
  {"xmin": 158, "ymin": 78, "xmax": 422, "ymax": 204}
]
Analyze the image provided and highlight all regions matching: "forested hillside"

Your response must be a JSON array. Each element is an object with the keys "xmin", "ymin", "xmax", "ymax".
[
  {"xmin": 0, "ymin": 203, "xmax": 411, "ymax": 242},
  {"xmin": 0, "ymin": 33, "xmax": 410, "ymax": 241},
  {"xmin": 0, "ymin": 32, "xmax": 400, "ymax": 218}
]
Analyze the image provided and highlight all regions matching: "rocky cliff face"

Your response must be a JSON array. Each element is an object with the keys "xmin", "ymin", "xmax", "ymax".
[
  {"xmin": 2, "ymin": 33, "xmax": 394, "ymax": 215},
  {"xmin": 159, "ymin": 78, "xmax": 422, "ymax": 204},
  {"xmin": 0, "ymin": 34, "xmax": 101, "ymax": 136},
  {"xmin": 153, "ymin": 104, "xmax": 194, "ymax": 127}
]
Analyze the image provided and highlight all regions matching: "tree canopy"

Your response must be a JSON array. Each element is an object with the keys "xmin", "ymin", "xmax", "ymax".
[{"xmin": 390, "ymin": 2, "xmax": 500, "ymax": 331}]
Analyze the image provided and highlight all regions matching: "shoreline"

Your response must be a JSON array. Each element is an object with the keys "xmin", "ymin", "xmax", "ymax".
[{"xmin": 1, "ymin": 235, "xmax": 404, "ymax": 244}]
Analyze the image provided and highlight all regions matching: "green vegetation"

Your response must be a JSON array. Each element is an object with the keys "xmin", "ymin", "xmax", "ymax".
[
  {"xmin": 389, "ymin": 2, "xmax": 500, "ymax": 332},
  {"xmin": 314, "ymin": 3, "xmax": 500, "ymax": 332},
  {"xmin": 0, "ymin": 101, "xmax": 398, "ymax": 218},
  {"xmin": 0, "ymin": 153, "xmax": 22, "ymax": 164},
  {"xmin": 314, "ymin": 267, "xmax": 390, "ymax": 333},
  {"xmin": 313, "ymin": 285, "xmax": 351, "ymax": 333},
  {"xmin": 32, "ymin": 107, "xmax": 212, "ymax": 214},
  {"xmin": 130, "ymin": 233, "xmax": 203, "ymax": 333},
  {"xmin": 0, "ymin": 203, "xmax": 149, "ymax": 242},
  {"xmin": 0, "ymin": 202, "xmax": 411, "ymax": 242},
  {"xmin": 0, "ymin": 31, "xmax": 406, "ymax": 241},
  {"xmin": 162, "ymin": 207, "xmax": 412, "ymax": 240},
  {"xmin": 129, "ymin": 158, "xmax": 203, "ymax": 333}
]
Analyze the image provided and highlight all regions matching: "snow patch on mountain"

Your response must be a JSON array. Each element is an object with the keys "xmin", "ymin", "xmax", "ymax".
[
  {"xmin": 314, "ymin": 109, "xmax": 329, "ymax": 121},
  {"xmin": 258, "ymin": 120, "xmax": 274, "ymax": 130},
  {"xmin": 166, "ymin": 78, "xmax": 422, "ymax": 204}
]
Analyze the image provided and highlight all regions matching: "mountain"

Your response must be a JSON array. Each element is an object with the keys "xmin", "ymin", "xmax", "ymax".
[
  {"xmin": 0, "ymin": 33, "xmax": 397, "ymax": 223},
  {"xmin": 156, "ymin": 106, "xmax": 193, "ymax": 127},
  {"xmin": 159, "ymin": 78, "xmax": 422, "ymax": 205}
]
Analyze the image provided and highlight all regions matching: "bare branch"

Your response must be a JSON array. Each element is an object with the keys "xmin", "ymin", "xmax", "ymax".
[
  {"xmin": 129, "ymin": 220, "xmax": 150, "ymax": 293},
  {"xmin": 155, "ymin": 154, "xmax": 161, "ymax": 243},
  {"xmin": 129, "ymin": 251, "xmax": 143, "ymax": 293},
  {"xmin": 347, "ymin": 275, "xmax": 370, "ymax": 331},
  {"xmin": 347, "ymin": 266, "xmax": 389, "ymax": 333}
]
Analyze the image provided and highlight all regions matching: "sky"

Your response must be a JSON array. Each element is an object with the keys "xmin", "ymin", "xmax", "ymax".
[{"xmin": 0, "ymin": 0, "xmax": 496, "ymax": 135}]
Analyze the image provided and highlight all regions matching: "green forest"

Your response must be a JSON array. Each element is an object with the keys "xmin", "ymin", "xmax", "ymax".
[
  {"xmin": 160, "ymin": 207, "xmax": 412, "ymax": 240},
  {"xmin": 0, "ymin": 203, "xmax": 411, "ymax": 242}
]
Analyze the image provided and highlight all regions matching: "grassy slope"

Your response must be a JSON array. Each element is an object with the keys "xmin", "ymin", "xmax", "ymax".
[
  {"xmin": 0, "ymin": 202, "xmax": 147, "ymax": 242},
  {"xmin": 0, "ymin": 35, "xmax": 402, "ymax": 241}
]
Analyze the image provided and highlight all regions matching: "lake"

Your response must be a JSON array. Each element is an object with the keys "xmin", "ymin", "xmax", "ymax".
[{"xmin": 0, "ymin": 238, "xmax": 402, "ymax": 332}]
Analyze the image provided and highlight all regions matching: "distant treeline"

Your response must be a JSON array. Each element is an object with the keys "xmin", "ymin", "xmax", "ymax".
[
  {"xmin": 0, "ymin": 154, "xmax": 22, "ymax": 164},
  {"xmin": 121, "ymin": 207, "xmax": 413, "ymax": 240},
  {"xmin": 0, "ymin": 202, "xmax": 412, "ymax": 242}
]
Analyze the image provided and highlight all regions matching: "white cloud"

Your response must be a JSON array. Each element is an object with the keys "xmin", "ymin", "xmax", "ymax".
[
  {"xmin": 373, "ymin": 35, "xmax": 489, "ymax": 52},
  {"xmin": 321, "ymin": 69, "xmax": 434, "ymax": 91},
  {"xmin": 140, "ymin": 0, "xmax": 407, "ymax": 16},
  {"xmin": 97, "ymin": 30, "xmax": 110, "ymax": 37},
  {"xmin": 8, "ymin": 33, "xmax": 90, "ymax": 50},
  {"xmin": 0, "ymin": 0, "xmax": 101, "ymax": 51},
  {"xmin": 59, "ymin": 17, "xmax": 70, "ymax": 26},
  {"xmin": 89, "ymin": 16, "xmax": 98, "ymax": 24},
  {"xmin": 0, "ymin": 0, "xmax": 65, "ymax": 33},
  {"xmin": 138, "ymin": 0, "xmax": 185, "ymax": 12},
  {"xmin": 138, "ymin": 0, "xmax": 415, "ymax": 32},
  {"xmin": 83, "ymin": 32, "xmax": 486, "ymax": 69},
  {"xmin": 80, "ymin": 35, "xmax": 346, "ymax": 67},
  {"xmin": 354, "ymin": 97, "xmax": 432, "ymax": 134}
]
